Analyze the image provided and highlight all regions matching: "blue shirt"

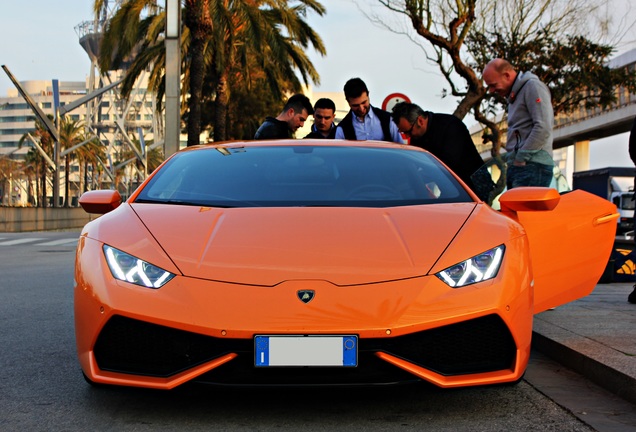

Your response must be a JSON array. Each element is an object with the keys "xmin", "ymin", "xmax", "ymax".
[{"xmin": 335, "ymin": 108, "xmax": 404, "ymax": 143}]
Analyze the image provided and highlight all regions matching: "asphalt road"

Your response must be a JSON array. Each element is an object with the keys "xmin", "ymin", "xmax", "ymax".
[{"xmin": 0, "ymin": 230, "xmax": 633, "ymax": 431}]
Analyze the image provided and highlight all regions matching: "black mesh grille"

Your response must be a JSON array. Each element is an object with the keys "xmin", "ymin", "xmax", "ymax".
[
  {"xmin": 94, "ymin": 315, "xmax": 250, "ymax": 377},
  {"xmin": 93, "ymin": 313, "xmax": 516, "ymax": 381},
  {"xmin": 364, "ymin": 314, "xmax": 517, "ymax": 375}
]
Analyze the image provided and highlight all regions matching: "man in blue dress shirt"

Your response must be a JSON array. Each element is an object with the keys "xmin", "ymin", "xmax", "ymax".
[{"xmin": 335, "ymin": 78, "xmax": 404, "ymax": 143}]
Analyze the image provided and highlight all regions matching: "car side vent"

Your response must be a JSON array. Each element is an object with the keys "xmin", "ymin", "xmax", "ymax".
[{"xmin": 93, "ymin": 315, "xmax": 245, "ymax": 377}]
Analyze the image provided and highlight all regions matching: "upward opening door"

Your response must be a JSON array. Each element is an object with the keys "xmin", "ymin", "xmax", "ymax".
[{"xmin": 500, "ymin": 188, "xmax": 618, "ymax": 313}]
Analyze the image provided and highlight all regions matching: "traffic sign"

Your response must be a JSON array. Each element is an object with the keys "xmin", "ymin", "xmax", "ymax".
[{"xmin": 382, "ymin": 93, "xmax": 411, "ymax": 112}]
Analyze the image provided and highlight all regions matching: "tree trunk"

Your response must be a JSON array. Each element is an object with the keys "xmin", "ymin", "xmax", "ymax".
[
  {"xmin": 41, "ymin": 165, "xmax": 47, "ymax": 207},
  {"xmin": 187, "ymin": 37, "xmax": 206, "ymax": 146},
  {"xmin": 214, "ymin": 69, "xmax": 230, "ymax": 142},
  {"xmin": 34, "ymin": 165, "xmax": 40, "ymax": 207},
  {"xmin": 64, "ymin": 156, "xmax": 71, "ymax": 207},
  {"xmin": 185, "ymin": 0, "xmax": 213, "ymax": 147},
  {"xmin": 452, "ymin": 88, "xmax": 484, "ymax": 121},
  {"xmin": 84, "ymin": 161, "xmax": 89, "ymax": 192}
]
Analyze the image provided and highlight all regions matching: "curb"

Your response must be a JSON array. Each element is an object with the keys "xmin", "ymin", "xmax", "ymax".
[{"xmin": 532, "ymin": 330, "xmax": 636, "ymax": 405}]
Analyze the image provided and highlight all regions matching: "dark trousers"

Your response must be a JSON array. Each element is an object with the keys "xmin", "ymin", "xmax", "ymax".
[{"xmin": 507, "ymin": 161, "xmax": 553, "ymax": 189}]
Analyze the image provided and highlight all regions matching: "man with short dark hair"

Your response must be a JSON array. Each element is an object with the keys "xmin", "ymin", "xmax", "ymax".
[
  {"xmin": 391, "ymin": 102, "xmax": 490, "ymax": 200},
  {"xmin": 254, "ymin": 94, "xmax": 314, "ymax": 139},
  {"xmin": 305, "ymin": 98, "xmax": 337, "ymax": 139},
  {"xmin": 335, "ymin": 78, "xmax": 404, "ymax": 143}
]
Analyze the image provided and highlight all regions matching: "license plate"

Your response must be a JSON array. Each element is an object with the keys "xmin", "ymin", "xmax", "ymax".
[{"xmin": 254, "ymin": 335, "xmax": 357, "ymax": 367}]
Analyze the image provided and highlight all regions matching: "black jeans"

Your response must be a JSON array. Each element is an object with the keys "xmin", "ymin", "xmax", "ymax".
[{"xmin": 507, "ymin": 161, "xmax": 553, "ymax": 189}]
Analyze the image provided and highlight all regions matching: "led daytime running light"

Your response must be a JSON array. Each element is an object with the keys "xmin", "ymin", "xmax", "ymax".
[
  {"xmin": 436, "ymin": 245, "xmax": 505, "ymax": 288},
  {"xmin": 103, "ymin": 245, "xmax": 175, "ymax": 289}
]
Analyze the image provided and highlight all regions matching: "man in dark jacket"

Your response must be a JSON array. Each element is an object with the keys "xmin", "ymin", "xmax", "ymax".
[
  {"xmin": 305, "ymin": 98, "xmax": 337, "ymax": 139},
  {"xmin": 254, "ymin": 94, "xmax": 314, "ymax": 139},
  {"xmin": 391, "ymin": 102, "xmax": 490, "ymax": 200}
]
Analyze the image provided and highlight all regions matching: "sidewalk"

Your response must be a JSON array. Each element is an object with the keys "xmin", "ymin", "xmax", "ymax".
[{"xmin": 532, "ymin": 282, "xmax": 636, "ymax": 405}]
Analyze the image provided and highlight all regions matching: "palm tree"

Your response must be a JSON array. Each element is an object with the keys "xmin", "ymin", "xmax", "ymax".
[
  {"xmin": 0, "ymin": 157, "xmax": 23, "ymax": 206},
  {"xmin": 75, "ymin": 137, "xmax": 106, "ymax": 194},
  {"xmin": 204, "ymin": 1, "xmax": 326, "ymax": 141},
  {"xmin": 58, "ymin": 117, "xmax": 88, "ymax": 207},
  {"xmin": 94, "ymin": 0, "xmax": 326, "ymax": 145},
  {"xmin": 183, "ymin": 0, "xmax": 213, "ymax": 144},
  {"xmin": 19, "ymin": 117, "xmax": 55, "ymax": 207},
  {"xmin": 24, "ymin": 150, "xmax": 43, "ymax": 207},
  {"xmin": 22, "ymin": 152, "xmax": 39, "ymax": 206},
  {"xmin": 112, "ymin": 137, "xmax": 164, "ymax": 197}
]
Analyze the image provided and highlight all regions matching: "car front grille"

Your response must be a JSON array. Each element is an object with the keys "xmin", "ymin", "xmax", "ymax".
[
  {"xmin": 93, "ymin": 314, "xmax": 516, "ymax": 383},
  {"xmin": 94, "ymin": 315, "xmax": 250, "ymax": 377},
  {"xmin": 365, "ymin": 314, "xmax": 517, "ymax": 376}
]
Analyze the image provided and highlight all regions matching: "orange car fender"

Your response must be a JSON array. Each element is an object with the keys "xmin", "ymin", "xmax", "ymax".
[
  {"xmin": 81, "ymin": 203, "xmax": 180, "ymax": 275},
  {"xmin": 428, "ymin": 204, "xmax": 527, "ymax": 275}
]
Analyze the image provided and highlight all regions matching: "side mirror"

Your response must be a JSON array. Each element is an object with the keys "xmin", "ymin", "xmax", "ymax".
[
  {"xmin": 78, "ymin": 190, "xmax": 122, "ymax": 214},
  {"xmin": 499, "ymin": 187, "xmax": 560, "ymax": 212}
]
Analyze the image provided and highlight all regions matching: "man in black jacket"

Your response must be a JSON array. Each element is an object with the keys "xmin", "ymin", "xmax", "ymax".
[
  {"xmin": 391, "ymin": 102, "xmax": 490, "ymax": 200},
  {"xmin": 254, "ymin": 94, "xmax": 314, "ymax": 139},
  {"xmin": 305, "ymin": 98, "xmax": 337, "ymax": 139}
]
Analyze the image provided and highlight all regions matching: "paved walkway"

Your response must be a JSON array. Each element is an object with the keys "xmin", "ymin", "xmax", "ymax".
[{"xmin": 532, "ymin": 282, "xmax": 636, "ymax": 405}]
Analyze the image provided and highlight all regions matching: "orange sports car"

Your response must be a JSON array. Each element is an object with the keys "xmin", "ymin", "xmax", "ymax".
[{"xmin": 75, "ymin": 140, "xmax": 617, "ymax": 390}]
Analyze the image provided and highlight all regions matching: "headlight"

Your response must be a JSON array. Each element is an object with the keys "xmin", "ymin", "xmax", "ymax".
[
  {"xmin": 436, "ymin": 245, "xmax": 505, "ymax": 288},
  {"xmin": 103, "ymin": 245, "xmax": 175, "ymax": 289}
]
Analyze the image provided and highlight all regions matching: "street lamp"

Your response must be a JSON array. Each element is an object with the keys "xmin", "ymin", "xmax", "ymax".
[{"xmin": 164, "ymin": 0, "xmax": 181, "ymax": 157}]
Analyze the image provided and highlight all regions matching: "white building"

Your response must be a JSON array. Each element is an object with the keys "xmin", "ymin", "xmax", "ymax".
[
  {"xmin": 0, "ymin": 80, "xmax": 86, "ymax": 151},
  {"xmin": 0, "ymin": 75, "xmax": 157, "ymax": 206}
]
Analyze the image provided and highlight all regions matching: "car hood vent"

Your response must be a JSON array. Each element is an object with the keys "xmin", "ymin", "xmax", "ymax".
[{"xmin": 132, "ymin": 204, "xmax": 476, "ymax": 286}]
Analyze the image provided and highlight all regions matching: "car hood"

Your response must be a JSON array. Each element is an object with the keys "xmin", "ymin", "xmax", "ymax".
[{"xmin": 132, "ymin": 203, "xmax": 476, "ymax": 286}]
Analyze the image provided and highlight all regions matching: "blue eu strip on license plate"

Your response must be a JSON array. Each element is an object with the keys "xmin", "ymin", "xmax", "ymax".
[{"xmin": 254, "ymin": 335, "xmax": 357, "ymax": 367}]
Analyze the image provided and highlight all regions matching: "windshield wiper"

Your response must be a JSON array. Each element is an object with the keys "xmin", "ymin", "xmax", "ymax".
[{"xmin": 134, "ymin": 198, "xmax": 236, "ymax": 208}]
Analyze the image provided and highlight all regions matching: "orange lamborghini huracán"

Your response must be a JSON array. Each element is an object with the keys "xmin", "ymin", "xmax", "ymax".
[{"xmin": 75, "ymin": 140, "xmax": 617, "ymax": 390}]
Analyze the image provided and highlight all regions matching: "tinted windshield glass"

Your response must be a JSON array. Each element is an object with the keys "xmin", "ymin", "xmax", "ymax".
[{"xmin": 135, "ymin": 145, "xmax": 473, "ymax": 207}]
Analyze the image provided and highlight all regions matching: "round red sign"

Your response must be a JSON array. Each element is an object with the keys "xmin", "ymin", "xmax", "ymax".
[{"xmin": 382, "ymin": 93, "xmax": 411, "ymax": 112}]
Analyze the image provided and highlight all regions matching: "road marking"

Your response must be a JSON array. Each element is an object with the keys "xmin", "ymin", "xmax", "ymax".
[
  {"xmin": 0, "ymin": 238, "xmax": 46, "ymax": 246},
  {"xmin": 38, "ymin": 238, "xmax": 79, "ymax": 246}
]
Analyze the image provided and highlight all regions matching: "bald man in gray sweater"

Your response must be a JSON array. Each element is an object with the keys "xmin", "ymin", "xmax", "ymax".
[{"xmin": 483, "ymin": 59, "xmax": 555, "ymax": 189}]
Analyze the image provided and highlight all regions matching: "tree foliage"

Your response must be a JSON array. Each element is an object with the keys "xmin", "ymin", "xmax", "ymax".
[
  {"xmin": 374, "ymin": 0, "xmax": 636, "ymax": 202},
  {"xmin": 94, "ymin": 0, "xmax": 326, "ymax": 145},
  {"xmin": 375, "ymin": 0, "xmax": 636, "ymax": 127},
  {"xmin": 19, "ymin": 117, "xmax": 55, "ymax": 207},
  {"xmin": 467, "ymin": 3, "xmax": 636, "ymax": 117}
]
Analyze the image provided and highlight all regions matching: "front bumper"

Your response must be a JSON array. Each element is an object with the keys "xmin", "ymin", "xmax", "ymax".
[{"xmin": 75, "ymin": 236, "xmax": 533, "ymax": 389}]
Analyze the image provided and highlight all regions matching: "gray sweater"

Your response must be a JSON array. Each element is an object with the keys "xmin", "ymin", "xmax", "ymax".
[{"xmin": 506, "ymin": 72, "xmax": 554, "ymax": 166}]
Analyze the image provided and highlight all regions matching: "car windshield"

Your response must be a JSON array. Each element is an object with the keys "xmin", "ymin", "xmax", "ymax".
[{"xmin": 134, "ymin": 145, "xmax": 473, "ymax": 208}]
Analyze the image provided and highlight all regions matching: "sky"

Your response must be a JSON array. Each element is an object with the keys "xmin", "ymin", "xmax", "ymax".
[{"xmin": 1, "ymin": 0, "xmax": 635, "ymax": 169}]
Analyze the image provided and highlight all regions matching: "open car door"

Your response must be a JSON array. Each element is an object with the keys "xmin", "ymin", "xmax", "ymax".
[{"xmin": 500, "ymin": 188, "xmax": 619, "ymax": 313}]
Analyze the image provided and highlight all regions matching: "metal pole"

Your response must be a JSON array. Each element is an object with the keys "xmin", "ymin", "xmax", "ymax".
[
  {"xmin": 52, "ymin": 79, "xmax": 61, "ymax": 207},
  {"xmin": 164, "ymin": 0, "xmax": 181, "ymax": 157}
]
